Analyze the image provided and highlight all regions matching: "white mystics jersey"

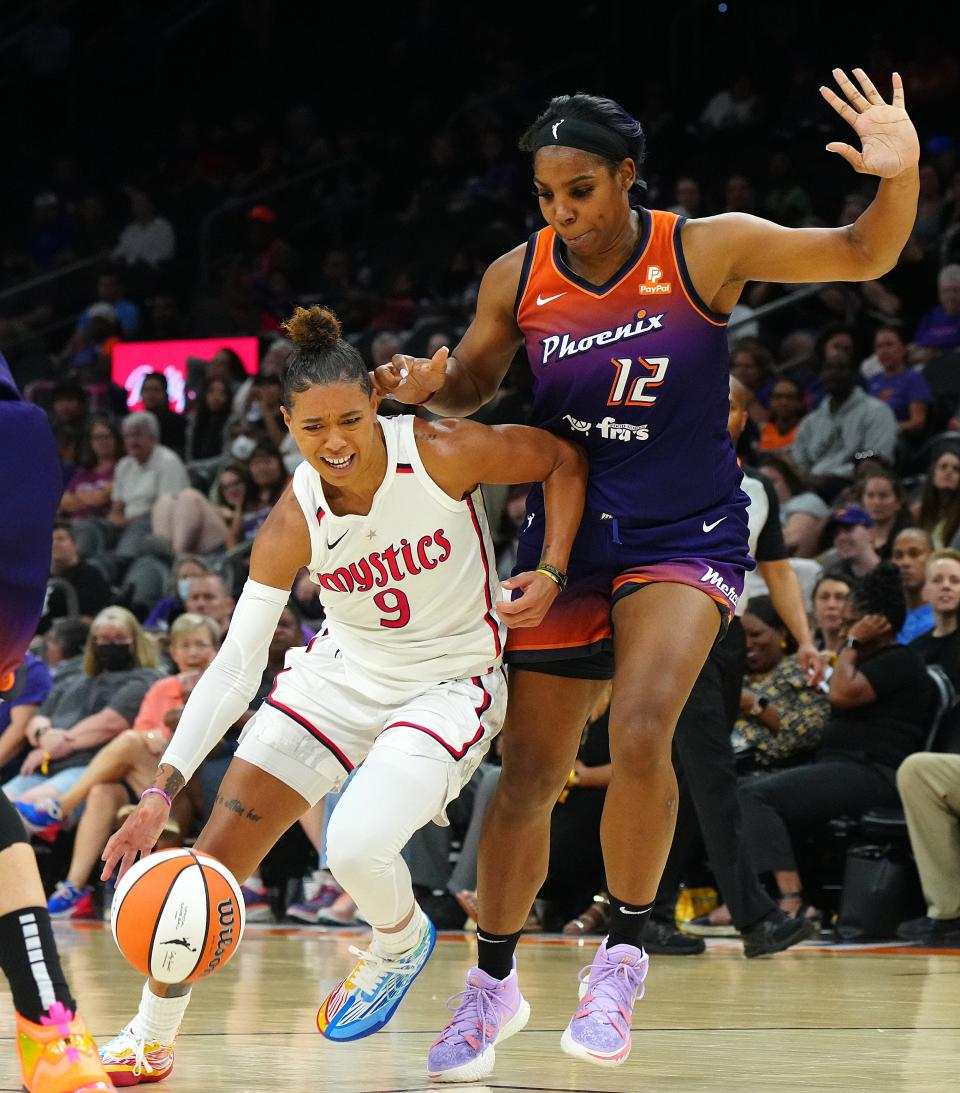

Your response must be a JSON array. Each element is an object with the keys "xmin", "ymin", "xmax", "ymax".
[{"xmin": 289, "ymin": 414, "xmax": 505, "ymax": 702}]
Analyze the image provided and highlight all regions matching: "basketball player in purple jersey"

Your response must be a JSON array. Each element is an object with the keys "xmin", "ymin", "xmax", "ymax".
[
  {"xmin": 0, "ymin": 353, "xmax": 113, "ymax": 1091},
  {"xmin": 375, "ymin": 69, "xmax": 921, "ymax": 1079}
]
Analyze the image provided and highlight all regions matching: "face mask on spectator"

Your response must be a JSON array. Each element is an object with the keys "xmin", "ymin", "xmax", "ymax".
[
  {"xmin": 231, "ymin": 435, "xmax": 256, "ymax": 460},
  {"xmin": 94, "ymin": 642, "xmax": 134, "ymax": 672},
  {"xmin": 177, "ymin": 577, "xmax": 193, "ymax": 601}
]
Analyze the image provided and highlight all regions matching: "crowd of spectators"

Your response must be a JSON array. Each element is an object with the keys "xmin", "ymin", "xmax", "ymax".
[{"xmin": 2, "ymin": 7, "xmax": 959, "ymax": 948}]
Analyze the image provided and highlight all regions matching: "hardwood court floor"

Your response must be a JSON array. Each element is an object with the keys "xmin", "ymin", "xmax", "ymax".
[{"xmin": 1, "ymin": 924, "xmax": 959, "ymax": 1092}]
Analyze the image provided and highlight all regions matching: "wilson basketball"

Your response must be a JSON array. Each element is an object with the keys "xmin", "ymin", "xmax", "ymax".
[{"xmin": 111, "ymin": 848, "xmax": 246, "ymax": 984}]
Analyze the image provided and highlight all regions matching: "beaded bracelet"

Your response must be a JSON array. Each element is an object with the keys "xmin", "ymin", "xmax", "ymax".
[{"xmin": 141, "ymin": 787, "xmax": 172, "ymax": 809}]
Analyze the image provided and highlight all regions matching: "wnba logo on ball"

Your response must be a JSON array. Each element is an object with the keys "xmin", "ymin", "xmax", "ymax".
[{"xmin": 200, "ymin": 899, "xmax": 238, "ymax": 977}]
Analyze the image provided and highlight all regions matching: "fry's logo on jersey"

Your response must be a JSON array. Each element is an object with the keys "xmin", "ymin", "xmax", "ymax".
[
  {"xmin": 639, "ymin": 265, "xmax": 671, "ymax": 295},
  {"xmin": 539, "ymin": 310, "xmax": 665, "ymax": 366},
  {"xmin": 313, "ymin": 531, "xmax": 452, "ymax": 594},
  {"xmin": 597, "ymin": 418, "xmax": 650, "ymax": 442},
  {"xmin": 563, "ymin": 415, "xmax": 592, "ymax": 434}
]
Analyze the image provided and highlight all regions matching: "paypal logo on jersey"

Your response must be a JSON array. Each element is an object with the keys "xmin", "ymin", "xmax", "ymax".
[{"xmin": 539, "ymin": 311, "xmax": 665, "ymax": 366}]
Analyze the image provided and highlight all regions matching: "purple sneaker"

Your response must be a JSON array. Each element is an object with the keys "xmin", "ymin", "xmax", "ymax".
[
  {"xmin": 560, "ymin": 939, "xmax": 647, "ymax": 1067},
  {"xmin": 427, "ymin": 965, "xmax": 530, "ymax": 1083},
  {"xmin": 287, "ymin": 884, "xmax": 342, "ymax": 924}
]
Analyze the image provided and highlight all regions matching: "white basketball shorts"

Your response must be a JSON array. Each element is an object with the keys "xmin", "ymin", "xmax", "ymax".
[{"xmin": 234, "ymin": 635, "xmax": 506, "ymax": 818}]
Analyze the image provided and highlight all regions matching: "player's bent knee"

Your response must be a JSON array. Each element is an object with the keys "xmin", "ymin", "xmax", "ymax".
[{"xmin": 496, "ymin": 760, "xmax": 571, "ymax": 813}]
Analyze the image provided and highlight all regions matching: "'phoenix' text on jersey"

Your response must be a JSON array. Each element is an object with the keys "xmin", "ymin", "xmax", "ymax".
[{"xmin": 539, "ymin": 310, "xmax": 665, "ymax": 366}]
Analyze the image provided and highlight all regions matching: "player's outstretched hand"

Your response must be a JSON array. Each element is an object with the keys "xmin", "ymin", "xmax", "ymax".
[
  {"xmin": 796, "ymin": 642, "xmax": 826, "ymax": 688},
  {"xmin": 372, "ymin": 345, "xmax": 449, "ymax": 405},
  {"xmin": 820, "ymin": 68, "xmax": 919, "ymax": 178},
  {"xmin": 101, "ymin": 794, "xmax": 171, "ymax": 883},
  {"xmin": 498, "ymin": 570, "xmax": 560, "ymax": 629}
]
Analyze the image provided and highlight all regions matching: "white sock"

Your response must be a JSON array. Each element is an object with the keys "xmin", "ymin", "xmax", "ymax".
[
  {"xmin": 372, "ymin": 904, "xmax": 427, "ymax": 957},
  {"xmin": 130, "ymin": 982, "xmax": 191, "ymax": 1043}
]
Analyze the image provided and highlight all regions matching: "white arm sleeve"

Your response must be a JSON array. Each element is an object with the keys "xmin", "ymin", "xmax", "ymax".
[{"xmin": 160, "ymin": 579, "xmax": 290, "ymax": 784}]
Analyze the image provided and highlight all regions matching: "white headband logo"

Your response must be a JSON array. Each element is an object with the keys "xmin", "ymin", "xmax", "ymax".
[{"xmin": 552, "ymin": 119, "xmax": 564, "ymax": 140}]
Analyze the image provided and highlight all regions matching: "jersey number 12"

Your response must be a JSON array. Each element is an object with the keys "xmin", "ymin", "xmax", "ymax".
[{"xmin": 608, "ymin": 356, "xmax": 669, "ymax": 407}]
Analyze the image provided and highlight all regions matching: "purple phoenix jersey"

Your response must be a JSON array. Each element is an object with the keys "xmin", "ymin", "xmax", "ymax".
[
  {"xmin": 0, "ymin": 353, "xmax": 63, "ymax": 680},
  {"xmin": 514, "ymin": 207, "xmax": 753, "ymax": 589}
]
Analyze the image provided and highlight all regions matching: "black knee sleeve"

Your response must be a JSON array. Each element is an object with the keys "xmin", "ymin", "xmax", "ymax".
[{"xmin": 0, "ymin": 792, "xmax": 28, "ymax": 850}]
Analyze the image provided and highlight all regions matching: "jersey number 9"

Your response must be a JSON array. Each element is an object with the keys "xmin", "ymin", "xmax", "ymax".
[{"xmin": 373, "ymin": 588, "xmax": 411, "ymax": 629}]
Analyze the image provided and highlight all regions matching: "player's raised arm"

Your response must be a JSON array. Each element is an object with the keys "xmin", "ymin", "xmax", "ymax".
[
  {"xmin": 101, "ymin": 486, "xmax": 310, "ymax": 881},
  {"xmin": 373, "ymin": 246, "xmax": 526, "ymax": 416},
  {"xmin": 420, "ymin": 419, "xmax": 588, "ymax": 628},
  {"xmin": 688, "ymin": 69, "xmax": 920, "ymax": 288}
]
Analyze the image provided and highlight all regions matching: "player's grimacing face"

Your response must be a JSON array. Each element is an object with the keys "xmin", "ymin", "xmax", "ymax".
[
  {"xmin": 533, "ymin": 147, "xmax": 633, "ymax": 257},
  {"xmin": 284, "ymin": 380, "xmax": 379, "ymax": 482}
]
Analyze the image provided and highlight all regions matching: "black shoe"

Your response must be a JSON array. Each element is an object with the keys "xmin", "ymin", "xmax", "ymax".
[
  {"xmin": 741, "ymin": 909, "xmax": 816, "ymax": 958},
  {"xmin": 642, "ymin": 918, "xmax": 705, "ymax": 955},
  {"xmin": 896, "ymin": 915, "xmax": 960, "ymax": 944}
]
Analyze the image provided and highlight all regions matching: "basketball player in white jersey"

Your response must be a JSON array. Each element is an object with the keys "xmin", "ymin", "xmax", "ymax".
[{"xmin": 94, "ymin": 304, "xmax": 586, "ymax": 1085}]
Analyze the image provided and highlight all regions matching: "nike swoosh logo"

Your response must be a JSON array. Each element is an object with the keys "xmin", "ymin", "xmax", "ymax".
[
  {"xmin": 536, "ymin": 292, "xmax": 566, "ymax": 306},
  {"xmin": 327, "ymin": 531, "xmax": 348, "ymax": 550},
  {"xmin": 702, "ymin": 517, "xmax": 727, "ymax": 533},
  {"xmin": 619, "ymin": 906, "xmax": 646, "ymax": 915}
]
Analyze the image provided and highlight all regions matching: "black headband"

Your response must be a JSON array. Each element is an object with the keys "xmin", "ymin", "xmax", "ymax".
[{"xmin": 531, "ymin": 117, "xmax": 645, "ymax": 189}]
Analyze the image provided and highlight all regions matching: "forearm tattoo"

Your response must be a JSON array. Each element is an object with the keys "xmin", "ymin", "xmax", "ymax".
[
  {"xmin": 215, "ymin": 794, "xmax": 263, "ymax": 823},
  {"xmin": 158, "ymin": 765, "xmax": 185, "ymax": 800}
]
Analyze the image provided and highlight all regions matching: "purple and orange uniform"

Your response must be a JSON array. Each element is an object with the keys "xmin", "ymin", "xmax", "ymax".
[{"xmin": 510, "ymin": 207, "xmax": 753, "ymax": 674}]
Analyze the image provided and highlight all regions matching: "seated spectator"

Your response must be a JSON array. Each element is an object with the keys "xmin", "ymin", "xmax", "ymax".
[
  {"xmin": 223, "ymin": 442, "xmax": 287, "ymax": 549},
  {"xmin": 895, "ymin": 752, "xmax": 960, "ymax": 945},
  {"xmin": 912, "ymin": 448, "xmax": 960, "ymax": 548},
  {"xmin": 139, "ymin": 372, "xmax": 186, "ymax": 457},
  {"xmin": 824, "ymin": 506, "xmax": 880, "ymax": 584},
  {"xmin": 908, "ymin": 549, "xmax": 960, "ymax": 685},
  {"xmin": 74, "ymin": 271, "xmax": 140, "ymax": 341},
  {"xmin": 791, "ymin": 349, "xmax": 897, "ymax": 499},
  {"xmin": 893, "ymin": 528, "xmax": 935, "ymax": 642},
  {"xmin": 757, "ymin": 378, "xmax": 806, "ymax": 454},
  {"xmin": 15, "ymin": 614, "xmax": 219, "ymax": 917},
  {"xmin": 866, "ymin": 327, "xmax": 933, "ymax": 438},
  {"xmin": 110, "ymin": 411, "xmax": 190, "ymax": 560},
  {"xmin": 59, "ymin": 416, "xmax": 121, "ymax": 556},
  {"xmin": 811, "ymin": 571, "xmax": 852, "ymax": 659},
  {"xmin": 911, "ymin": 264, "xmax": 960, "ymax": 363},
  {"xmin": 151, "ymin": 476, "xmax": 229, "ymax": 556},
  {"xmin": 738, "ymin": 563, "xmax": 931, "ymax": 917},
  {"xmin": 47, "ymin": 380, "xmax": 88, "ymax": 483},
  {"xmin": 43, "ymin": 618, "xmax": 90, "ymax": 684},
  {"xmin": 730, "ymin": 338, "xmax": 775, "ymax": 421},
  {"xmin": 758, "ymin": 454, "xmax": 829, "ymax": 557},
  {"xmin": 732, "ymin": 597, "xmax": 830, "ymax": 770},
  {"xmin": 111, "ymin": 191, "xmax": 175, "ymax": 271},
  {"xmin": 858, "ymin": 469, "xmax": 914, "ymax": 560},
  {"xmin": 184, "ymin": 573, "xmax": 234, "ymax": 637},
  {"xmin": 3, "ymin": 607, "xmax": 161, "ymax": 803},
  {"xmin": 185, "ymin": 378, "xmax": 231, "ymax": 462},
  {"xmin": 42, "ymin": 522, "xmax": 112, "ymax": 630},
  {"xmin": 144, "ymin": 555, "xmax": 211, "ymax": 630},
  {"xmin": 0, "ymin": 653, "xmax": 52, "ymax": 783}
]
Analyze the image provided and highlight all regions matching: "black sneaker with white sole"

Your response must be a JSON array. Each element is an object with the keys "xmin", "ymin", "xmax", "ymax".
[
  {"xmin": 642, "ymin": 918, "xmax": 706, "ymax": 955},
  {"xmin": 741, "ymin": 909, "xmax": 816, "ymax": 958}
]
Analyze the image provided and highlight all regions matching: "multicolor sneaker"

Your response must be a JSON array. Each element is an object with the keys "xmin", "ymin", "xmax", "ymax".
[
  {"xmin": 287, "ymin": 883, "xmax": 342, "ymax": 924},
  {"xmin": 16, "ymin": 1002, "xmax": 113, "ymax": 1092},
  {"xmin": 99, "ymin": 1025, "xmax": 175, "ymax": 1086},
  {"xmin": 317, "ymin": 915, "xmax": 436, "ymax": 1041},
  {"xmin": 240, "ymin": 885, "xmax": 272, "ymax": 923},
  {"xmin": 560, "ymin": 939, "xmax": 647, "ymax": 1067},
  {"xmin": 15, "ymin": 798, "xmax": 63, "ymax": 842},
  {"xmin": 47, "ymin": 881, "xmax": 90, "ymax": 919},
  {"xmin": 427, "ymin": 965, "xmax": 530, "ymax": 1083}
]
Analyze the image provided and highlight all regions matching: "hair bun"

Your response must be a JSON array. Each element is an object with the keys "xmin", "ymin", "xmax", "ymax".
[{"xmin": 283, "ymin": 305, "xmax": 342, "ymax": 350}]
